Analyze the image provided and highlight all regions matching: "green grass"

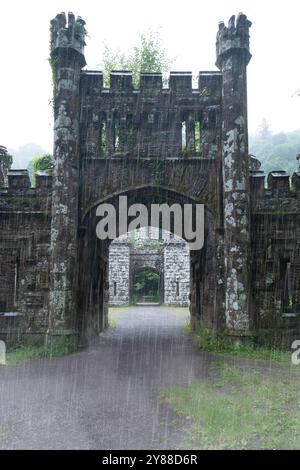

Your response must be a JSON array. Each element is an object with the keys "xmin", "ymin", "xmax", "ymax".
[
  {"xmin": 161, "ymin": 363, "xmax": 300, "ymax": 449},
  {"xmin": 188, "ymin": 325, "xmax": 290, "ymax": 362},
  {"xmin": 109, "ymin": 305, "xmax": 130, "ymax": 310},
  {"xmin": 162, "ymin": 305, "xmax": 189, "ymax": 311},
  {"xmin": 108, "ymin": 317, "xmax": 117, "ymax": 329},
  {"xmin": 6, "ymin": 336, "xmax": 77, "ymax": 365},
  {"xmin": 0, "ymin": 426, "xmax": 8, "ymax": 440}
]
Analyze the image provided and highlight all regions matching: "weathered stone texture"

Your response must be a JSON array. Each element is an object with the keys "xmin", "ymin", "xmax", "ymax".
[
  {"xmin": 164, "ymin": 240, "xmax": 190, "ymax": 306},
  {"xmin": 108, "ymin": 228, "xmax": 190, "ymax": 306},
  {"xmin": 0, "ymin": 12, "xmax": 299, "ymax": 346},
  {"xmin": 109, "ymin": 239, "xmax": 130, "ymax": 305},
  {"xmin": 0, "ymin": 172, "xmax": 52, "ymax": 341}
]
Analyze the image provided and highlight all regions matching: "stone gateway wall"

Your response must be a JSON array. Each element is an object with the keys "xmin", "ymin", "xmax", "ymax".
[
  {"xmin": 109, "ymin": 239, "xmax": 130, "ymax": 306},
  {"xmin": 108, "ymin": 229, "xmax": 190, "ymax": 306},
  {"xmin": 164, "ymin": 240, "xmax": 190, "ymax": 306},
  {"xmin": 0, "ymin": 12, "xmax": 299, "ymax": 346},
  {"xmin": 0, "ymin": 171, "xmax": 52, "ymax": 342}
]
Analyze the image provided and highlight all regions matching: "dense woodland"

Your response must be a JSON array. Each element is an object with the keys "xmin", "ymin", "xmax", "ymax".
[{"xmin": 249, "ymin": 122, "xmax": 300, "ymax": 175}]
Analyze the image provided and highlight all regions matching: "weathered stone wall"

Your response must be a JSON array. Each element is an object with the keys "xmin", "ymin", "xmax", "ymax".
[
  {"xmin": 164, "ymin": 240, "xmax": 190, "ymax": 306},
  {"xmin": 0, "ymin": 171, "xmax": 52, "ymax": 341},
  {"xmin": 108, "ymin": 239, "xmax": 130, "ymax": 305},
  {"xmin": 250, "ymin": 170, "xmax": 300, "ymax": 344},
  {"xmin": 49, "ymin": 12, "xmax": 87, "ymax": 335},
  {"xmin": 216, "ymin": 14, "xmax": 252, "ymax": 333},
  {"xmin": 108, "ymin": 229, "xmax": 190, "ymax": 306},
  {"xmin": 0, "ymin": 12, "xmax": 299, "ymax": 346},
  {"xmin": 79, "ymin": 70, "xmax": 222, "ymax": 160}
]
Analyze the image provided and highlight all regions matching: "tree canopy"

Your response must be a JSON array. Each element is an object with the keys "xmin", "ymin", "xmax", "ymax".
[
  {"xmin": 0, "ymin": 146, "xmax": 13, "ymax": 169},
  {"xmin": 249, "ymin": 123, "xmax": 300, "ymax": 175},
  {"xmin": 101, "ymin": 31, "xmax": 172, "ymax": 87},
  {"xmin": 30, "ymin": 153, "xmax": 54, "ymax": 186}
]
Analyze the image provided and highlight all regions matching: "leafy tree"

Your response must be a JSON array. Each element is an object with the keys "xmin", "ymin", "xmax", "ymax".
[
  {"xmin": 0, "ymin": 146, "xmax": 13, "ymax": 185},
  {"xmin": 0, "ymin": 146, "xmax": 13, "ymax": 169},
  {"xmin": 145, "ymin": 272, "xmax": 159, "ymax": 282},
  {"xmin": 30, "ymin": 153, "xmax": 54, "ymax": 186},
  {"xmin": 133, "ymin": 270, "xmax": 160, "ymax": 302},
  {"xmin": 249, "ymin": 128, "xmax": 300, "ymax": 175},
  {"xmin": 101, "ymin": 31, "xmax": 172, "ymax": 87}
]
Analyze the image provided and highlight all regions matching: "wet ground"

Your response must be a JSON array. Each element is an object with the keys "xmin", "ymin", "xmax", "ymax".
[{"xmin": 0, "ymin": 306, "xmax": 216, "ymax": 450}]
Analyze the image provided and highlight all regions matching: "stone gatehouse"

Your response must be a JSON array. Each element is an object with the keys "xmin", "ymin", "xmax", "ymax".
[
  {"xmin": 109, "ymin": 227, "xmax": 190, "ymax": 306},
  {"xmin": 0, "ymin": 12, "xmax": 299, "ymax": 346}
]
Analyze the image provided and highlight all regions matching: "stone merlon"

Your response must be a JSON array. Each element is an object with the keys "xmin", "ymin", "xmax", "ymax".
[
  {"xmin": 50, "ymin": 11, "xmax": 86, "ymax": 57},
  {"xmin": 216, "ymin": 13, "xmax": 252, "ymax": 68}
]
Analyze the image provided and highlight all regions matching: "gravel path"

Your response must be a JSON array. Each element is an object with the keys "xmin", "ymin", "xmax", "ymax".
[{"xmin": 0, "ymin": 306, "xmax": 216, "ymax": 449}]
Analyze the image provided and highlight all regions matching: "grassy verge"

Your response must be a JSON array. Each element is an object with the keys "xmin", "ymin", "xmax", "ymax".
[
  {"xmin": 6, "ymin": 336, "xmax": 77, "ymax": 365},
  {"xmin": 186, "ymin": 324, "xmax": 291, "ymax": 362},
  {"xmin": 109, "ymin": 305, "xmax": 130, "ymax": 310},
  {"xmin": 108, "ymin": 306, "xmax": 126, "ymax": 329},
  {"xmin": 108, "ymin": 317, "xmax": 117, "ymax": 329},
  {"xmin": 161, "ymin": 362, "xmax": 300, "ymax": 449}
]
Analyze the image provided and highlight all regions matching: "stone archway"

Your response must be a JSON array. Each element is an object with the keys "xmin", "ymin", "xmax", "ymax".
[
  {"xmin": 47, "ymin": 11, "xmax": 253, "ymax": 346},
  {"xmin": 76, "ymin": 186, "xmax": 222, "ymax": 345}
]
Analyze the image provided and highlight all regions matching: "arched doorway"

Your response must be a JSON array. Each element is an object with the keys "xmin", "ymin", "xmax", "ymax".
[
  {"xmin": 77, "ymin": 186, "xmax": 222, "ymax": 345},
  {"xmin": 132, "ymin": 268, "xmax": 161, "ymax": 304}
]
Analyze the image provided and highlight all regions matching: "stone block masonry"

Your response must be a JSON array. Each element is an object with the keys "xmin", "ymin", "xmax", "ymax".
[
  {"xmin": 0, "ymin": 12, "xmax": 299, "ymax": 346},
  {"xmin": 109, "ymin": 229, "xmax": 190, "ymax": 306}
]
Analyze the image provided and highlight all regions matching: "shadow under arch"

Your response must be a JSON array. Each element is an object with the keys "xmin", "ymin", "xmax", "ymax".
[{"xmin": 77, "ymin": 185, "xmax": 224, "ymax": 345}]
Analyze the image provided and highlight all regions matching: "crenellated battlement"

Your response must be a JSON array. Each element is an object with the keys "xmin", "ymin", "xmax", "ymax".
[
  {"xmin": 79, "ymin": 69, "xmax": 223, "ymax": 160},
  {"xmin": 50, "ymin": 11, "xmax": 86, "ymax": 56},
  {"xmin": 216, "ymin": 13, "xmax": 252, "ymax": 67},
  {"xmin": 0, "ymin": 170, "xmax": 53, "ymax": 212},
  {"xmin": 250, "ymin": 168, "xmax": 300, "ymax": 201},
  {"xmin": 2, "ymin": 12, "xmax": 300, "ymax": 348},
  {"xmin": 81, "ymin": 70, "xmax": 222, "ymax": 95}
]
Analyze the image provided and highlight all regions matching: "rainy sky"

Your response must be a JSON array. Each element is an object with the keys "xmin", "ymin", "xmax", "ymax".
[{"xmin": 0, "ymin": 0, "xmax": 299, "ymax": 152}]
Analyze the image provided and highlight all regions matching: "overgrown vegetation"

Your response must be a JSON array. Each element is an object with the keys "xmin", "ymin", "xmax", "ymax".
[
  {"xmin": 186, "ymin": 324, "xmax": 290, "ymax": 362},
  {"xmin": 108, "ymin": 316, "xmax": 117, "ymax": 329},
  {"xmin": 161, "ymin": 363, "xmax": 300, "ymax": 449},
  {"xmin": 0, "ymin": 146, "xmax": 13, "ymax": 169},
  {"xmin": 101, "ymin": 30, "xmax": 173, "ymax": 87},
  {"xmin": 29, "ymin": 153, "xmax": 54, "ymax": 186},
  {"xmin": 133, "ymin": 270, "xmax": 160, "ymax": 303},
  {"xmin": 6, "ymin": 336, "xmax": 77, "ymax": 365},
  {"xmin": 130, "ymin": 238, "xmax": 164, "ymax": 249}
]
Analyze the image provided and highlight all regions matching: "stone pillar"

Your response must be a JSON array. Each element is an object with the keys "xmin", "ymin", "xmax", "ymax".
[
  {"xmin": 48, "ymin": 12, "xmax": 86, "ymax": 334},
  {"xmin": 216, "ymin": 13, "xmax": 252, "ymax": 332},
  {"xmin": 109, "ymin": 239, "xmax": 130, "ymax": 306},
  {"xmin": 164, "ymin": 240, "xmax": 190, "ymax": 306}
]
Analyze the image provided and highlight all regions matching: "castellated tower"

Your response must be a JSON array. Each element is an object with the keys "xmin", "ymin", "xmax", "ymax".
[
  {"xmin": 48, "ymin": 13, "xmax": 87, "ymax": 335},
  {"xmin": 0, "ymin": 11, "xmax": 299, "ymax": 347},
  {"xmin": 216, "ymin": 13, "xmax": 252, "ymax": 332}
]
